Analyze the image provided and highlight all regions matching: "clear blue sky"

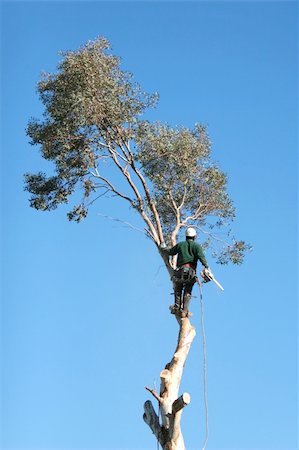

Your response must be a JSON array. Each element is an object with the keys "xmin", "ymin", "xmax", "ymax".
[{"xmin": 1, "ymin": 1, "xmax": 297, "ymax": 450}]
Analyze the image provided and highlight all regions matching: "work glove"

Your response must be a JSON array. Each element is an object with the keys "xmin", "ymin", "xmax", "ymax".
[
  {"xmin": 205, "ymin": 267, "xmax": 213, "ymax": 277},
  {"xmin": 201, "ymin": 267, "xmax": 213, "ymax": 283}
]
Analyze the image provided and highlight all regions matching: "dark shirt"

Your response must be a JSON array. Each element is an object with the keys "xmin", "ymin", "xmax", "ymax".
[{"xmin": 167, "ymin": 239, "xmax": 208, "ymax": 270}]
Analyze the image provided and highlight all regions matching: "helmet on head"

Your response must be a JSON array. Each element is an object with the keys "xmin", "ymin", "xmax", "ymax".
[{"xmin": 185, "ymin": 227, "xmax": 197, "ymax": 238}]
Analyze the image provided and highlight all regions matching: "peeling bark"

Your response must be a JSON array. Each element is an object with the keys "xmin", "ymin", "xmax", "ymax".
[{"xmin": 144, "ymin": 314, "xmax": 196, "ymax": 450}]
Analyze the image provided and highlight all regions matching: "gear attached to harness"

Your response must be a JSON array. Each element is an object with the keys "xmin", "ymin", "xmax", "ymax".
[{"xmin": 173, "ymin": 266, "xmax": 196, "ymax": 283}]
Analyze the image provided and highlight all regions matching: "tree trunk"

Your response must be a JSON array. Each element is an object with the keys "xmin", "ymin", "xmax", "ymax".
[{"xmin": 143, "ymin": 314, "xmax": 196, "ymax": 450}]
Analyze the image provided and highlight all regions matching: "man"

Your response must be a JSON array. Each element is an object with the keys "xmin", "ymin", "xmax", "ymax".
[{"xmin": 162, "ymin": 227, "xmax": 211, "ymax": 317}]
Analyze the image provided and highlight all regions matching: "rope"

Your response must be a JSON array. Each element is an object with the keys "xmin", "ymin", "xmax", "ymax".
[{"xmin": 197, "ymin": 278, "xmax": 209, "ymax": 450}]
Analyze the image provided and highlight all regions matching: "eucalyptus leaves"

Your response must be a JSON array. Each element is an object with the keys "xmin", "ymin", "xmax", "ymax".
[{"xmin": 25, "ymin": 37, "xmax": 250, "ymax": 264}]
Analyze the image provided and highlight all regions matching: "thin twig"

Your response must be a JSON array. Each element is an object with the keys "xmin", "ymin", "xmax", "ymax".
[
  {"xmin": 97, "ymin": 213, "xmax": 155, "ymax": 240},
  {"xmin": 145, "ymin": 386, "xmax": 162, "ymax": 403},
  {"xmin": 89, "ymin": 170, "xmax": 133, "ymax": 204},
  {"xmin": 85, "ymin": 190, "xmax": 110, "ymax": 207},
  {"xmin": 193, "ymin": 225, "xmax": 231, "ymax": 246}
]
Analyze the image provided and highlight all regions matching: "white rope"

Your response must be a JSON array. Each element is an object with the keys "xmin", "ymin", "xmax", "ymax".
[{"xmin": 198, "ymin": 280, "xmax": 209, "ymax": 450}]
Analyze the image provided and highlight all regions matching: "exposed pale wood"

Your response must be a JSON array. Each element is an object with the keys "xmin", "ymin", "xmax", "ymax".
[
  {"xmin": 144, "ymin": 316, "xmax": 196, "ymax": 450},
  {"xmin": 172, "ymin": 393, "xmax": 191, "ymax": 414}
]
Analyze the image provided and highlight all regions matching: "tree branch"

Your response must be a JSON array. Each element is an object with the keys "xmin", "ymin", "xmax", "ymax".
[
  {"xmin": 169, "ymin": 189, "xmax": 182, "ymax": 248},
  {"xmin": 89, "ymin": 169, "xmax": 134, "ymax": 205},
  {"xmin": 107, "ymin": 147, "xmax": 160, "ymax": 243},
  {"xmin": 97, "ymin": 213, "xmax": 155, "ymax": 240},
  {"xmin": 143, "ymin": 401, "xmax": 165, "ymax": 446},
  {"xmin": 178, "ymin": 181, "xmax": 188, "ymax": 211},
  {"xmin": 193, "ymin": 225, "xmax": 232, "ymax": 246},
  {"xmin": 122, "ymin": 139, "xmax": 165, "ymax": 245},
  {"xmin": 145, "ymin": 386, "xmax": 162, "ymax": 403},
  {"xmin": 172, "ymin": 393, "xmax": 190, "ymax": 414}
]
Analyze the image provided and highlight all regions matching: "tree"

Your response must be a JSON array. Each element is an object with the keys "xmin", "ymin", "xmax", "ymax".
[{"xmin": 25, "ymin": 37, "xmax": 250, "ymax": 450}]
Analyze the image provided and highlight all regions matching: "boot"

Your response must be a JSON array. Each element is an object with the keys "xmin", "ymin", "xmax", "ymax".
[
  {"xmin": 169, "ymin": 304, "xmax": 180, "ymax": 314},
  {"xmin": 170, "ymin": 291, "xmax": 183, "ymax": 314}
]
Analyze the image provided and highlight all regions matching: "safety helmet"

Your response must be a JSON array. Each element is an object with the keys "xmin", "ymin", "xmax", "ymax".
[{"xmin": 185, "ymin": 227, "xmax": 197, "ymax": 238}]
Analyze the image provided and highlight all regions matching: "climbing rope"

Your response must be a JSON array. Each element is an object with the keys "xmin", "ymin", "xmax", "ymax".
[{"xmin": 196, "ymin": 278, "xmax": 209, "ymax": 450}]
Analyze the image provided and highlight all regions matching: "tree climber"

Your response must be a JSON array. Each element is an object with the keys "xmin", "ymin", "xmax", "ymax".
[{"xmin": 162, "ymin": 227, "xmax": 211, "ymax": 317}]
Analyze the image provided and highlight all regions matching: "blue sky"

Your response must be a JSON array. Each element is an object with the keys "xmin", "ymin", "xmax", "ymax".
[{"xmin": 1, "ymin": 1, "xmax": 297, "ymax": 450}]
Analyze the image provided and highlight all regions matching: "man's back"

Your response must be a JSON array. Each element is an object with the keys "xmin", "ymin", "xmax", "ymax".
[{"xmin": 168, "ymin": 239, "xmax": 208, "ymax": 269}]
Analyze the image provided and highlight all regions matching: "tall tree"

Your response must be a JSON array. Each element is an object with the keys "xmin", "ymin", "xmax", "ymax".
[{"xmin": 25, "ymin": 38, "xmax": 250, "ymax": 450}]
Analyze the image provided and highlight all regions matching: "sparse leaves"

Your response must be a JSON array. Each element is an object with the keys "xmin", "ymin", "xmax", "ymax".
[
  {"xmin": 67, "ymin": 204, "xmax": 88, "ymax": 222},
  {"xmin": 216, "ymin": 241, "xmax": 252, "ymax": 265}
]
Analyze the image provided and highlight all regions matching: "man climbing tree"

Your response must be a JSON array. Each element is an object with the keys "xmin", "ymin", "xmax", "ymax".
[
  {"xmin": 24, "ymin": 37, "xmax": 250, "ymax": 450},
  {"xmin": 162, "ymin": 226, "xmax": 211, "ymax": 317}
]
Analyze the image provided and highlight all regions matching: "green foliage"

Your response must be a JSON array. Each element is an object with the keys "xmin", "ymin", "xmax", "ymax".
[
  {"xmin": 216, "ymin": 241, "xmax": 252, "ymax": 265},
  {"xmin": 135, "ymin": 122, "xmax": 235, "ymax": 236},
  {"xmin": 26, "ymin": 37, "xmax": 157, "ymax": 215},
  {"xmin": 24, "ymin": 172, "xmax": 74, "ymax": 210},
  {"xmin": 25, "ymin": 37, "xmax": 250, "ymax": 265}
]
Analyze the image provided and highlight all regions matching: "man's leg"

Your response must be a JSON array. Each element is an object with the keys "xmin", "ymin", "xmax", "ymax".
[
  {"xmin": 182, "ymin": 281, "xmax": 195, "ymax": 315},
  {"xmin": 170, "ymin": 281, "xmax": 183, "ymax": 314},
  {"xmin": 174, "ymin": 282, "xmax": 183, "ymax": 309}
]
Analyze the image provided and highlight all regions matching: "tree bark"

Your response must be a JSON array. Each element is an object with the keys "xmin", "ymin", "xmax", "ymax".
[{"xmin": 144, "ymin": 314, "xmax": 196, "ymax": 450}]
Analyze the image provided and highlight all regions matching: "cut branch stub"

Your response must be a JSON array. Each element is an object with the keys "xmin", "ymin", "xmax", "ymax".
[{"xmin": 172, "ymin": 393, "xmax": 191, "ymax": 414}]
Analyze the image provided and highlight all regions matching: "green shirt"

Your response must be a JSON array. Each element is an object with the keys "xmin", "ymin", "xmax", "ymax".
[{"xmin": 167, "ymin": 239, "xmax": 208, "ymax": 270}]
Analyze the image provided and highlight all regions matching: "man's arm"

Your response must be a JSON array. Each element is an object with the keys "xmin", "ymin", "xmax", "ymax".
[
  {"xmin": 160, "ymin": 243, "xmax": 179, "ymax": 256},
  {"xmin": 167, "ymin": 244, "xmax": 179, "ymax": 256},
  {"xmin": 195, "ymin": 244, "xmax": 209, "ymax": 268}
]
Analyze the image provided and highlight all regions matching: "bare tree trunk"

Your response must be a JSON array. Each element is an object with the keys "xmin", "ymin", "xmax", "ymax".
[{"xmin": 144, "ymin": 314, "xmax": 196, "ymax": 450}]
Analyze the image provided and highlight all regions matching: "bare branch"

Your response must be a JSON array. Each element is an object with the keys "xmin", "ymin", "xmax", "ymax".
[
  {"xmin": 182, "ymin": 206, "xmax": 207, "ymax": 224},
  {"xmin": 93, "ymin": 129, "xmax": 163, "ymax": 245},
  {"xmin": 145, "ymin": 386, "xmax": 162, "ymax": 403},
  {"xmin": 96, "ymin": 213, "xmax": 155, "ymax": 240},
  {"xmin": 89, "ymin": 170, "xmax": 134, "ymax": 204},
  {"xmin": 107, "ymin": 147, "xmax": 160, "ymax": 243},
  {"xmin": 193, "ymin": 225, "xmax": 232, "ymax": 246},
  {"xmin": 169, "ymin": 189, "xmax": 182, "ymax": 247},
  {"xmin": 86, "ymin": 190, "xmax": 110, "ymax": 207},
  {"xmin": 178, "ymin": 180, "xmax": 188, "ymax": 211},
  {"xmin": 122, "ymin": 139, "xmax": 165, "ymax": 244}
]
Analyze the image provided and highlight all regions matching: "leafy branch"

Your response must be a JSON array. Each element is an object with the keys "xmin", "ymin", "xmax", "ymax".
[{"xmin": 25, "ymin": 37, "xmax": 250, "ymax": 264}]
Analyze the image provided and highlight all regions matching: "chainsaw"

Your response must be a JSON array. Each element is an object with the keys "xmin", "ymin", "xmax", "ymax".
[{"xmin": 200, "ymin": 268, "xmax": 224, "ymax": 291}]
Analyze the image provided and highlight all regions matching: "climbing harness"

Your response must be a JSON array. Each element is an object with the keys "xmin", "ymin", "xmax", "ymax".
[
  {"xmin": 172, "ymin": 265, "xmax": 196, "ymax": 283},
  {"xmin": 196, "ymin": 277, "xmax": 209, "ymax": 450}
]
